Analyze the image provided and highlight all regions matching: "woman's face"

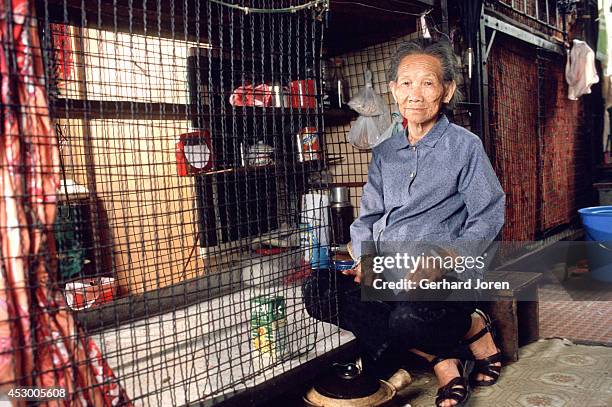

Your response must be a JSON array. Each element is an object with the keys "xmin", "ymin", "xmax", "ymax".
[{"xmin": 389, "ymin": 53, "xmax": 456, "ymax": 127}]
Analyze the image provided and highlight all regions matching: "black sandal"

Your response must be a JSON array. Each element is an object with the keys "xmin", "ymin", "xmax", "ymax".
[
  {"xmin": 432, "ymin": 357, "xmax": 472, "ymax": 407},
  {"xmin": 463, "ymin": 309, "xmax": 503, "ymax": 387}
]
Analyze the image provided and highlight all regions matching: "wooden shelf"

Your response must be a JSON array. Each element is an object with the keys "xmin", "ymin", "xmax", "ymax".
[
  {"xmin": 52, "ymin": 98, "xmax": 359, "ymax": 129},
  {"xmin": 197, "ymin": 157, "xmax": 340, "ymax": 178},
  {"xmin": 50, "ymin": 98, "xmax": 325, "ymax": 121},
  {"xmin": 51, "ymin": 98, "xmax": 195, "ymax": 120}
]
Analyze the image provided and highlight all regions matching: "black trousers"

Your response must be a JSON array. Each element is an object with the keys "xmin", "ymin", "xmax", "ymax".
[{"xmin": 302, "ymin": 268, "xmax": 476, "ymax": 378}]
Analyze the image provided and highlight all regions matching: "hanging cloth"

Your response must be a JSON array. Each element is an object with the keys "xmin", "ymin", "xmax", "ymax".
[
  {"xmin": 565, "ymin": 40, "xmax": 600, "ymax": 100},
  {"xmin": 597, "ymin": 0, "xmax": 612, "ymax": 76},
  {"xmin": 0, "ymin": 1, "xmax": 132, "ymax": 405}
]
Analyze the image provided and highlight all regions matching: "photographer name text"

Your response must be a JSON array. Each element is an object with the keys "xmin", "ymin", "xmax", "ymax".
[{"xmin": 372, "ymin": 278, "xmax": 509, "ymax": 291}]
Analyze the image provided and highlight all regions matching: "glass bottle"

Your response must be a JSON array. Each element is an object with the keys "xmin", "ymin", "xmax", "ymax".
[{"xmin": 329, "ymin": 58, "xmax": 350, "ymax": 108}]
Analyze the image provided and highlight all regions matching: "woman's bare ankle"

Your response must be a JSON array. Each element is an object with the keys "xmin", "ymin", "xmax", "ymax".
[
  {"xmin": 466, "ymin": 312, "xmax": 499, "ymax": 360},
  {"xmin": 464, "ymin": 312, "xmax": 485, "ymax": 339},
  {"xmin": 433, "ymin": 359, "xmax": 460, "ymax": 386}
]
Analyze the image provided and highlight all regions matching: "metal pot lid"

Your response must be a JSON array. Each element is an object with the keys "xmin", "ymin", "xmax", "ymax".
[
  {"xmin": 249, "ymin": 140, "xmax": 273, "ymax": 154},
  {"xmin": 314, "ymin": 363, "xmax": 380, "ymax": 399}
]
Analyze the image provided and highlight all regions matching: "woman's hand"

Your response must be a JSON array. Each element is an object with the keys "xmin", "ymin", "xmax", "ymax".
[{"xmin": 341, "ymin": 262, "xmax": 362, "ymax": 284}]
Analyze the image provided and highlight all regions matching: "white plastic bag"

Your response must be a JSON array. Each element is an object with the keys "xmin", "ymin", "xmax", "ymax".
[
  {"xmin": 346, "ymin": 116, "xmax": 381, "ymax": 150},
  {"xmin": 347, "ymin": 70, "xmax": 391, "ymax": 149}
]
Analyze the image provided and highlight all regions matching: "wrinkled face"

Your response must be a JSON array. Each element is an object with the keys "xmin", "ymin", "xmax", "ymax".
[{"xmin": 389, "ymin": 53, "xmax": 456, "ymax": 126}]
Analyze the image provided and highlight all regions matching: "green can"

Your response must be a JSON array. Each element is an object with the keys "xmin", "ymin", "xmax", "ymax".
[{"xmin": 250, "ymin": 295, "xmax": 287, "ymax": 358}]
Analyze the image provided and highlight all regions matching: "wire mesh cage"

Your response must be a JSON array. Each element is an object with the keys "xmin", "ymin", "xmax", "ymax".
[{"xmin": 1, "ymin": 0, "xmax": 353, "ymax": 405}]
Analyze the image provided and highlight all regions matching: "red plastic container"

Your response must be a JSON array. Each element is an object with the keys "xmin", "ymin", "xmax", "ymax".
[{"xmin": 289, "ymin": 80, "xmax": 316, "ymax": 108}]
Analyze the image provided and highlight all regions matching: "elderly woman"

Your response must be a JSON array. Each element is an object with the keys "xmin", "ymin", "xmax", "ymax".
[{"xmin": 303, "ymin": 39, "xmax": 505, "ymax": 407}]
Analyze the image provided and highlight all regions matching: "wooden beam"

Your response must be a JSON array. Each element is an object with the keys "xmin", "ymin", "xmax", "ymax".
[
  {"xmin": 51, "ymin": 98, "xmax": 329, "ymax": 122},
  {"xmin": 51, "ymin": 98, "xmax": 196, "ymax": 120}
]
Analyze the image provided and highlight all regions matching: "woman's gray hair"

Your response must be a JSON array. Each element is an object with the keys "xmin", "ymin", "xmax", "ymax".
[{"xmin": 387, "ymin": 38, "xmax": 462, "ymax": 110}]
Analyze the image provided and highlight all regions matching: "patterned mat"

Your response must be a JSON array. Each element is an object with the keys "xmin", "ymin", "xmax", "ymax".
[{"xmin": 394, "ymin": 338, "xmax": 612, "ymax": 407}]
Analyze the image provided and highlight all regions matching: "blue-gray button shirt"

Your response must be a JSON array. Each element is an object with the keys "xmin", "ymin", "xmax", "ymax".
[{"xmin": 350, "ymin": 114, "xmax": 505, "ymax": 259}]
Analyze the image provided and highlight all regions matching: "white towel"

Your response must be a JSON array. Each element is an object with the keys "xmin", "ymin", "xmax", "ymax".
[{"xmin": 566, "ymin": 39, "xmax": 600, "ymax": 100}]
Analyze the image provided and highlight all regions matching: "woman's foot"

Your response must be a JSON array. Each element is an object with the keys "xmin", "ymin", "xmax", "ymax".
[
  {"xmin": 432, "ymin": 358, "xmax": 470, "ymax": 407},
  {"xmin": 464, "ymin": 310, "xmax": 502, "ymax": 385}
]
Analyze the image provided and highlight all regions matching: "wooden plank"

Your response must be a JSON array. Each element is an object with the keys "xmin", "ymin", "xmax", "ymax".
[
  {"xmin": 482, "ymin": 271, "xmax": 541, "ymax": 362},
  {"xmin": 487, "ymin": 270, "xmax": 542, "ymax": 297},
  {"xmin": 483, "ymin": 300, "xmax": 519, "ymax": 362},
  {"xmin": 51, "ymin": 98, "xmax": 197, "ymax": 120},
  {"xmin": 494, "ymin": 227, "xmax": 584, "ymax": 271},
  {"xmin": 517, "ymin": 287, "xmax": 539, "ymax": 346},
  {"xmin": 51, "ymin": 98, "xmax": 326, "ymax": 121},
  {"xmin": 484, "ymin": 295, "xmax": 539, "ymax": 363}
]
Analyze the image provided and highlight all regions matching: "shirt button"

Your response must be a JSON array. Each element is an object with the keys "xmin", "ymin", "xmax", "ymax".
[
  {"xmin": 412, "ymin": 146, "xmax": 416, "ymax": 151},
  {"xmin": 410, "ymin": 172, "xmax": 415, "ymax": 178}
]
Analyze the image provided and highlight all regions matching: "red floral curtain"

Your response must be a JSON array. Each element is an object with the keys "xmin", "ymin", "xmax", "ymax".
[{"xmin": 0, "ymin": 1, "xmax": 131, "ymax": 405}]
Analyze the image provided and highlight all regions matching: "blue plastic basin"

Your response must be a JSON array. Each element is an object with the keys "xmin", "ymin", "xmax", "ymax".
[{"xmin": 578, "ymin": 206, "xmax": 612, "ymax": 282}]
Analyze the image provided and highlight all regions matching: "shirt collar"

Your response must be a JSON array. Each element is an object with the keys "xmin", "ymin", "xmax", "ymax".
[{"xmin": 392, "ymin": 113, "xmax": 450, "ymax": 150}]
